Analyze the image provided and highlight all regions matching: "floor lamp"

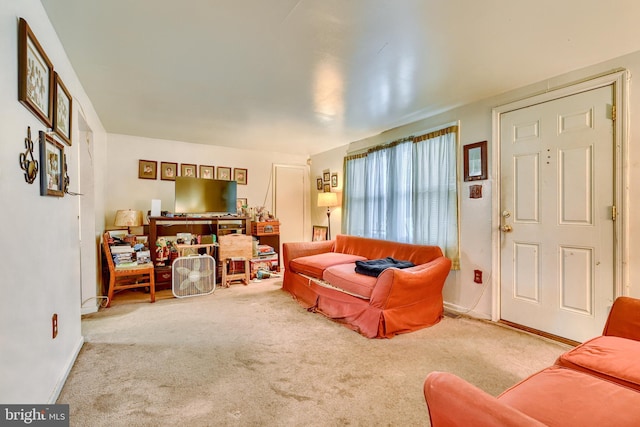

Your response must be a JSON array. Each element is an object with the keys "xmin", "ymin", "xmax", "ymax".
[{"xmin": 317, "ymin": 192, "xmax": 339, "ymax": 240}]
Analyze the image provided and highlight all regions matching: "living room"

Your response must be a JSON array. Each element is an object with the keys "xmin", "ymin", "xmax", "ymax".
[{"xmin": 3, "ymin": 0, "xmax": 640, "ymax": 415}]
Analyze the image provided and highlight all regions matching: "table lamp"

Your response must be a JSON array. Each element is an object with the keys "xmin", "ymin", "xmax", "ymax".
[
  {"xmin": 317, "ymin": 192, "xmax": 339, "ymax": 240},
  {"xmin": 114, "ymin": 209, "xmax": 143, "ymax": 235}
]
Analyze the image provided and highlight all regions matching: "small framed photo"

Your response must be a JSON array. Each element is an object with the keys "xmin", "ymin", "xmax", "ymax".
[
  {"xmin": 138, "ymin": 160, "xmax": 157, "ymax": 180},
  {"xmin": 39, "ymin": 131, "xmax": 64, "ymax": 197},
  {"xmin": 312, "ymin": 225, "xmax": 328, "ymax": 241},
  {"xmin": 18, "ymin": 18, "xmax": 54, "ymax": 128},
  {"xmin": 200, "ymin": 165, "xmax": 214, "ymax": 179},
  {"xmin": 217, "ymin": 166, "xmax": 231, "ymax": 180},
  {"xmin": 331, "ymin": 173, "xmax": 338, "ymax": 188},
  {"xmin": 234, "ymin": 168, "xmax": 248, "ymax": 185},
  {"xmin": 160, "ymin": 162, "xmax": 177, "ymax": 181},
  {"xmin": 464, "ymin": 141, "xmax": 488, "ymax": 182},
  {"xmin": 323, "ymin": 183, "xmax": 331, "ymax": 193},
  {"xmin": 323, "ymin": 169, "xmax": 331, "ymax": 182},
  {"xmin": 53, "ymin": 72, "xmax": 72, "ymax": 145},
  {"xmin": 316, "ymin": 177, "xmax": 323, "ymax": 190},
  {"xmin": 181, "ymin": 163, "xmax": 197, "ymax": 177},
  {"xmin": 236, "ymin": 198, "xmax": 248, "ymax": 214}
]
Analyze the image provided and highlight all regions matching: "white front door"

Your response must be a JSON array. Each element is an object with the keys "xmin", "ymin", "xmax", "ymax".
[
  {"xmin": 499, "ymin": 85, "xmax": 615, "ymax": 343},
  {"xmin": 273, "ymin": 164, "xmax": 308, "ymax": 263}
]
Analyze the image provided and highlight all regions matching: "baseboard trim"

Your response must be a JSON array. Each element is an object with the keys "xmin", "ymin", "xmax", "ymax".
[
  {"xmin": 444, "ymin": 301, "xmax": 491, "ymax": 320},
  {"xmin": 81, "ymin": 305, "xmax": 98, "ymax": 315},
  {"xmin": 48, "ymin": 335, "xmax": 84, "ymax": 404}
]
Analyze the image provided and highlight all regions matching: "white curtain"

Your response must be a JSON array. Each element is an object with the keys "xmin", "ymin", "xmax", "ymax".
[{"xmin": 343, "ymin": 128, "xmax": 459, "ymax": 267}]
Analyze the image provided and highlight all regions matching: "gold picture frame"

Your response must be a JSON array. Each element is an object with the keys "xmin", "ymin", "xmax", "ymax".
[
  {"xmin": 53, "ymin": 72, "xmax": 72, "ymax": 145},
  {"xmin": 200, "ymin": 165, "xmax": 214, "ymax": 179},
  {"xmin": 39, "ymin": 131, "xmax": 64, "ymax": 197},
  {"xmin": 138, "ymin": 160, "xmax": 157, "ymax": 180},
  {"xmin": 160, "ymin": 162, "xmax": 177, "ymax": 181},
  {"xmin": 18, "ymin": 18, "xmax": 54, "ymax": 128},
  {"xmin": 234, "ymin": 168, "xmax": 248, "ymax": 185},
  {"xmin": 217, "ymin": 166, "xmax": 231, "ymax": 180},
  {"xmin": 180, "ymin": 163, "xmax": 197, "ymax": 177}
]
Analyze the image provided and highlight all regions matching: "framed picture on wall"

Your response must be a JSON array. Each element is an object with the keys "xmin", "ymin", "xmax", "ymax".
[
  {"xmin": 200, "ymin": 165, "xmax": 214, "ymax": 179},
  {"xmin": 217, "ymin": 166, "xmax": 231, "ymax": 180},
  {"xmin": 180, "ymin": 163, "xmax": 197, "ymax": 177},
  {"xmin": 53, "ymin": 72, "xmax": 72, "ymax": 145},
  {"xmin": 316, "ymin": 177, "xmax": 323, "ymax": 190},
  {"xmin": 18, "ymin": 18, "xmax": 54, "ymax": 128},
  {"xmin": 463, "ymin": 141, "xmax": 488, "ymax": 181},
  {"xmin": 233, "ymin": 168, "xmax": 248, "ymax": 185},
  {"xmin": 323, "ymin": 169, "xmax": 331, "ymax": 182},
  {"xmin": 323, "ymin": 183, "xmax": 330, "ymax": 192},
  {"xmin": 236, "ymin": 198, "xmax": 248, "ymax": 214},
  {"xmin": 312, "ymin": 225, "xmax": 328, "ymax": 241},
  {"xmin": 160, "ymin": 162, "xmax": 177, "ymax": 181},
  {"xmin": 331, "ymin": 173, "xmax": 338, "ymax": 188},
  {"xmin": 39, "ymin": 131, "xmax": 64, "ymax": 197},
  {"xmin": 138, "ymin": 160, "xmax": 157, "ymax": 180}
]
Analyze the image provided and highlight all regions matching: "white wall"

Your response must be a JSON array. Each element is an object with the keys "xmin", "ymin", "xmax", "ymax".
[
  {"xmin": 105, "ymin": 133, "xmax": 308, "ymax": 227},
  {"xmin": 311, "ymin": 51, "xmax": 640, "ymax": 319},
  {"xmin": 309, "ymin": 146, "xmax": 347, "ymax": 238},
  {"xmin": 0, "ymin": 0, "xmax": 107, "ymax": 403}
]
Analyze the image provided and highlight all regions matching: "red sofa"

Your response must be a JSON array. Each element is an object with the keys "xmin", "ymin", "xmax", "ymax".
[
  {"xmin": 282, "ymin": 234, "xmax": 451, "ymax": 338},
  {"xmin": 423, "ymin": 296, "xmax": 640, "ymax": 426}
]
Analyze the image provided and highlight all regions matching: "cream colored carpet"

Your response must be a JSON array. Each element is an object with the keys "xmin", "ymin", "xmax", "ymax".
[{"xmin": 58, "ymin": 279, "xmax": 570, "ymax": 426}]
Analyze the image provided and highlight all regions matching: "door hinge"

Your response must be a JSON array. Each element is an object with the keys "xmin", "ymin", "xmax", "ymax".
[
  {"xmin": 612, "ymin": 105, "xmax": 616, "ymax": 121},
  {"xmin": 611, "ymin": 205, "xmax": 617, "ymax": 221}
]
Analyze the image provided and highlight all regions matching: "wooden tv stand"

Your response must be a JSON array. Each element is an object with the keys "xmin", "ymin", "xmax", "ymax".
[{"xmin": 147, "ymin": 216, "xmax": 250, "ymax": 265}]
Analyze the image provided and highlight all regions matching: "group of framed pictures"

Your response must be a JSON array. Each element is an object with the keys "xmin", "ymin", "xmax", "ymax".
[
  {"xmin": 316, "ymin": 169, "xmax": 338, "ymax": 192},
  {"xmin": 18, "ymin": 18, "xmax": 72, "ymax": 146},
  {"xmin": 17, "ymin": 19, "xmax": 72, "ymax": 198},
  {"xmin": 138, "ymin": 160, "xmax": 248, "ymax": 185}
]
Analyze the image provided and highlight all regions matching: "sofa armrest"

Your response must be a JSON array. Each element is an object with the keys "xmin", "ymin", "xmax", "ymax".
[
  {"xmin": 370, "ymin": 256, "xmax": 451, "ymax": 308},
  {"xmin": 602, "ymin": 296, "xmax": 640, "ymax": 340},
  {"xmin": 424, "ymin": 372, "xmax": 545, "ymax": 427},
  {"xmin": 282, "ymin": 241, "xmax": 335, "ymax": 269}
]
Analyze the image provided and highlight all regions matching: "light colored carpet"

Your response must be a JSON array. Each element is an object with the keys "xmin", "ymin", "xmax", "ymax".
[{"xmin": 58, "ymin": 279, "xmax": 571, "ymax": 426}]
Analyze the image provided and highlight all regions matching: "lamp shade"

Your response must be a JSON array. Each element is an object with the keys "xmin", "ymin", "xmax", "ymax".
[
  {"xmin": 317, "ymin": 192, "xmax": 339, "ymax": 208},
  {"xmin": 114, "ymin": 209, "xmax": 143, "ymax": 227}
]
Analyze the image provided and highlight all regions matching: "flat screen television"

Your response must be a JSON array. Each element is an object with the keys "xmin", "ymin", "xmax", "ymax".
[{"xmin": 174, "ymin": 177, "xmax": 237, "ymax": 215}]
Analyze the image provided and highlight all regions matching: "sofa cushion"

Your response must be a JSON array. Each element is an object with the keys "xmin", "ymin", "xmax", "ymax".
[
  {"xmin": 289, "ymin": 252, "xmax": 367, "ymax": 279},
  {"xmin": 322, "ymin": 263, "xmax": 377, "ymax": 299},
  {"xmin": 556, "ymin": 335, "xmax": 640, "ymax": 390},
  {"xmin": 499, "ymin": 365, "xmax": 640, "ymax": 426}
]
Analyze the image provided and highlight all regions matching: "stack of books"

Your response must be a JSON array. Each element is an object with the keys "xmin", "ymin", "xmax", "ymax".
[{"xmin": 111, "ymin": 245, "xmax": 137, "ymax": 268}]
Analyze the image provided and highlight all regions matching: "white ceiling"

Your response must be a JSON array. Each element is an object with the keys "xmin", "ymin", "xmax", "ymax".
[{"xmin": 40, "ymin": 0, "xmax": 640, "ymax": 156}]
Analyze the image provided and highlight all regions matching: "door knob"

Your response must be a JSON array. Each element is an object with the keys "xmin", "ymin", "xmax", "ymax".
[{"xmin": 500, "ymin": 224, "xmax": 513, "ymax": 232}]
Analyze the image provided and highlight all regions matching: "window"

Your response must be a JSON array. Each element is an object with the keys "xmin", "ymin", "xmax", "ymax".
[{"xmin": 343, "ymin": 126, "xmax": 459, "ymax": 267}]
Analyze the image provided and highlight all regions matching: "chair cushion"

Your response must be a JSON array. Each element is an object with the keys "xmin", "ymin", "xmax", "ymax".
[
  {"xmin": 499, "ymin": 366, "xmax": 640, "ymax": 426},
  {"xmin": 322, "ymin": 263, "xmax": 377, "ymax": 299},
  {"xmin": 289, "ymin": 253, "xmax": 367, "ymax": 279},
  {"xmin": 556, "ymin": 335, "xmax": 640, "ymax": 390}
]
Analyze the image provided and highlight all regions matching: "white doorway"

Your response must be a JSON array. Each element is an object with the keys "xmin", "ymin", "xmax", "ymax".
[
  {"xmin": 77, "ymin": 114, "xmax": 98, "ymax": 314},
  {"xmin": 272, "ymin": 164, "xmax": 308, "ymax": 264},
  {"xmin": 492, "ymin": 72, "xmax": 627, "ymax": 343}
]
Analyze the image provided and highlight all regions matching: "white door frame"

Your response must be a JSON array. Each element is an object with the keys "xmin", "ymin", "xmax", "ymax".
[{"xmin": 490, "ymin": 70, "xmax": 629, "ymax": 322}]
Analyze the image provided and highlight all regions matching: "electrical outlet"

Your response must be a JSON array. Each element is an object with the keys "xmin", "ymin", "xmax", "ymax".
[
  {"xmin": 52, "ymin": 313, "xmax": 58, "ymax": 339},
  {"xmin": 474, "ymin": 270, "xmax": 482, "ymax": 284}
]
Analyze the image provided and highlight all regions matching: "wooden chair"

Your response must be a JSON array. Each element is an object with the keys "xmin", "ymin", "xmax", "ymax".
[
  {"xmin": 218, "ymin": 233, "xmax": 253, "ymax": 287},
  {"xmin": 103, "ymin": 232, "xmax": 155, "ymax": 307}
]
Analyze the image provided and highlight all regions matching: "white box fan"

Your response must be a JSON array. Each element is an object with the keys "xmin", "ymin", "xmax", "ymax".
[{"xmin": 172, "ymin": 255, "xmax": 216, "ymax": 298}]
